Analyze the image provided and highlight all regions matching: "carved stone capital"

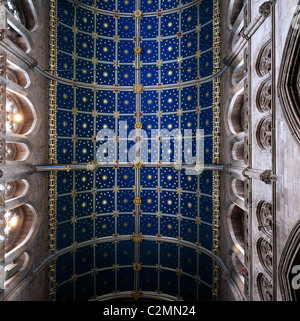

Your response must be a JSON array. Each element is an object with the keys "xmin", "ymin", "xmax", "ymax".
[
  {"xmin": 223, "ymin": 56, "xmax": 232, "ymax": 67},
  {"xmin": 260, "ymin": 170, "xmax": 278, "ymax": 184},
  {"xmin": 259, "ymin": 1, "xmax": 276, "ymax": 18},
  {"xmin": 242, "ymin": 166, "xmax": 251, "ymax": 180},
  {"xmin": 25, "ymin": 164, "xmax": 37, "ymax": 175}
]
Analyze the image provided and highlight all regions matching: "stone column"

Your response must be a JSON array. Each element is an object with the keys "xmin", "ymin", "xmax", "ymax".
[{"xmin": 242, "ymin": 167, "xmax": 278, "ymax": 185}]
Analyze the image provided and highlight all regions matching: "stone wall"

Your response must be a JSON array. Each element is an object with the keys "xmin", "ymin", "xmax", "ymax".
[
  {"xmin": 0, "ymin": 0, "xmax": 49, "ymax": 301},
  {"xmin": 219, "ymin": 0, "xmax": 300, "ymax": 301}
]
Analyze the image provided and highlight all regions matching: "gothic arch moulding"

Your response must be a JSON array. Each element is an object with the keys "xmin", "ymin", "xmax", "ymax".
[
  {"xmin": 278, "ymin": 220, "xmax": 300, "ymax": 301},
  {"xmin": 278, "ymin": 2, "xmax": 300, "ymax": 147},
  {"xmin": 228, "ymin": 0, "xmax": 245, "ymax": 29},
  {"xmin": 256, "ymin": 39, "xmax": 272, "ymax": 78}
]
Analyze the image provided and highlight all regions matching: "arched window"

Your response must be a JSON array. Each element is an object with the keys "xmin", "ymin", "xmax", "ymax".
[
  {"xmin": 5, "ymin": 179, "xmax": 29, "ymax": 204},
  {"xmin": 4, "ymin": 204, "xmax": 36, "ymax": 255},
  {"xmin": 256, "ymin": 40, "xmax": 272, "ymax": 78},
  {"xmin": 228, "ymin": 91, "xmax": 245, "ymax": 135},
  {"xmin": 5, "ymin": 142, "xmax": 30, "ymax": 161},
  {"xmin": 230, "ymin": 205, "xmax": 245, "ymax": 252},
  {"xmin": 4, "ymin": 252, "xmax": 30, "ymax": 284},
  {"xmin": 257, "ymin": 201, "xmax": 272, "ymax": 236},
  {"xmin": 6, "ymin": 61, "xmax": 31, "ymax": 88},
  {"xmin": 256, "ymin": 116, "xmax": 272, "ymax": 150},
  {"xmin": 232, "ymin": 61, "xmax": 245, "ymax": 87},
  {"xmin": 6, "ymin": 93, "xmax": 35, "ymax": 136},
  {"xmin": 5, "ymin": 0, "xmax": 36, "ymax": 31},
  {"xmin": 257, "ymin": 238, "xmax": 273, "ymax": 275},
  {"xmin": 5, "ymin": 95, "xmax": 24, "ymax": 135},
  {"xmin": 257, "ymin": 273, "xmax": 273, "ymax": 301},
  {"xmin": 232, "ymin": 141, "xmax": 245, "ymax": 161},
  {"xmin": 256, "ymin": 78, "xmax": 272, "ymax": 113},
  {"xmin": 5, "ymin": 0, "xmax": 36, "ymax": 53},
  {"xmin": 232, "ymin": 178, "xmax": 244, "ymax": 199}
]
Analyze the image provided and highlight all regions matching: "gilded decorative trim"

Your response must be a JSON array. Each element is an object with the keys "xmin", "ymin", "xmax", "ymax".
[
  {"xmin": 212, "ymin": 0, "xmax": 221, "ymax": 300},
  {"xmin": 93, "ymin": 291, "xmax": 179, "ymax": 301},
  {"xmin": 48, "ymin": 0, "xmax": 58, "ymax": 301}
]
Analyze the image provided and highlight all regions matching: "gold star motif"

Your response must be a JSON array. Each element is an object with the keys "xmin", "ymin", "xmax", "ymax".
[
  {"xmin": 131, "ymin": 290, "xmax": 143, "ymax": 301},
  {"xmin": 72, "ymin": 107, "xmax": 78, "ymax": 115},
  {"xmin": 177, "ymin": 109, "xmax": 183, "ymax": 116},
  {"xmin": 176, "ymin": 187, "xmax": 183, "ymax": 195},
  {"xmin": 134, "ymin": 46, "xmax": 142, "ymax": 55},
  {"xmin": 133, "ymin": 159, "xmax": 143, "ymax": 169},
  {"xmin": 131, "ymin": 232, "xmax": 144, "ymax": 243},
  {"xmin": 132, "ymin": 9, "xmax": 143, "ymax": 19},
  {"xmin": 177, "ymin": 213, "xmax": 183, "ymax": 221},
  {"xmin": 72, "ymin": 26, "xmax": 78, "ymax": 33},
  {"xmin": 176, "ymin": 268, "xmax": 183, "ymax": 276},
  {"xmin": 71, "ymin": 274, "xmax": 78, "ymax": 282},
  {"xmin": 113, "ymin": 186, "xmax": 119, "ymax": 193},
  {"xmin": 195, "ymin": 217, "xmax": 201, "ymax": 225},
  {"xmin": 71, "ymin": 189, "xmax": 77, "ymax": 198},
  {"xmin": 113, "ymin": 111, "xmax": 120, "ymax": 118},
  {"xmin": 70, "ymin": 242, "xmax": 78, "ymax": 253},
  {"xmin": 133, "ymin": 197, "xmax": 142, "ymax": 206},
  {"xmin": 196, "ymin": 24, "xmax": 202, "ymax": 32},
  {"xmin": 113, "ymin": 210, "xmax": 119, "ymax": 217},
  {"xmin": 90, "ymin": 268, "xmax": 98, "ymax": 276},
  {"xmin": 113, "ymin": 234, "xmax": 119, "ymax": 244},
  {"xmin": 132, "ymin": 262, "xmax": 142, "ymax": 271},
  {"xmin": 71, "ymin": 215, "xmax": 77, "ymax": 224},
  {"xmin": 196, "ymin": 132, "xmax": 202, "ymax": 140},
  {"xmin": 195, "ymin": 275, "xmax": 201, "ymax": 284},
  {"xmin": 176, "ymin": 134, "xmax": 183, "ymax": 142},
  {"xmin": 91, "ymin": 82, "xmax": 98, "ymax": 90},
  {"xmin": 91, "ymin": 212, "xmax": 97, "ymax": 220},
  {"xmin": 134, "ymin": 122, "xmax": 143, "ymax": 129},
  {"xmin": 196, "ymin": 50, "xmax": 201, "ymax": 58},
  {"xmin": 133, "ymin": 83, "xmax": 144, "ymax": 94},
  {"xmin": 92, "ymin": 57, "xmax": 98, "ymax": 65},
  {"xmin": 112, "ymin": 264, "xmax": 119, "ymax": 271}
]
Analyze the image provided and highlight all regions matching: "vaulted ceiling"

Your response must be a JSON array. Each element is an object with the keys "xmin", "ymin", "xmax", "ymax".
[{"xmin": 49, "ymin": 0, "xmax": 221, "ymax": 301}]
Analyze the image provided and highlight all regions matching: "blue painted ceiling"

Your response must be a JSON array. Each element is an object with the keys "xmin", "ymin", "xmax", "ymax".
[{"xmin": 51, "ymin": 0, "xmax": 219, "ymax": 301}]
